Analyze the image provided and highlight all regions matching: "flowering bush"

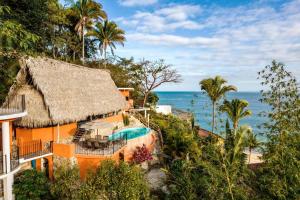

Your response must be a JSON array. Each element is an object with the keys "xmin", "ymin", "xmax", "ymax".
[{"xmin": 132, "ymin": 144, "xmax": 153, "ymax": 164}]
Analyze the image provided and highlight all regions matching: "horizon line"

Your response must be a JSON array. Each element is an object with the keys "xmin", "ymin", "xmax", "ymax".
[{"xmin": 154, "ymin": 90, "xmax": 260, "ymax": 92}]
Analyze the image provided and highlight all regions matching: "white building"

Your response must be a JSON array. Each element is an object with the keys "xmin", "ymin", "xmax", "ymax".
[{"xmin": 155, "ymin": 105, "xmax": 172, "ymax": 115}]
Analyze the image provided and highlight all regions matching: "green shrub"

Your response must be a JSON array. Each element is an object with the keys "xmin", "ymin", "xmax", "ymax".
[
  {"xmin": 88, "ymin": 160, "xmax": 150, "ymax": 200},
  {"xmin": 150, "ymin": 112, "xmax": 201, "ymax": 162},
  {"xmin": 13, "ymin": 169, "xmax": 51, "ymax": 200},
  {"xmin": 50, "ymin": 162, "xmax": 83, "ymax": 200}
]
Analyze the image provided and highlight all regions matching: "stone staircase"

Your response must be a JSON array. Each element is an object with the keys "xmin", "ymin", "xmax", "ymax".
[{"xmin": 72, "ymin": 128, "xmax": 86, "ymax": 142}]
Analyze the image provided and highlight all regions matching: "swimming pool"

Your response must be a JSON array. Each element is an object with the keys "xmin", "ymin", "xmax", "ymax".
[{"xmin": 109, "ymin": 127, "xmax": 151, "ymax": 141}]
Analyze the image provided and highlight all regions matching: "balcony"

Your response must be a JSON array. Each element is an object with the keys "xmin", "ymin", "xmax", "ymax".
[
  {"xmin": 0, "ymin": 95, "xmax": 27, "ymax": 120},
  {"xmin": 18, "ymin": 140, "xmax": 53, "ymax": 161},
  {"xmin": 75, "ymin": 136, "xmax": 127, "ymax": 156},
  {"xmin": 0, "ymin": 145, "xmax": 20, "ymax": 175}
]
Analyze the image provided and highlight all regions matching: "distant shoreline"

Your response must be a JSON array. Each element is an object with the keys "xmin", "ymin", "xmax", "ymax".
[
  {"xmin": 155, "ymin": 91, "xmax": 261, "ymax": 93},
  {"xmin": 156, "ymin": 91, "xmax": 268, "ymax": 142}
]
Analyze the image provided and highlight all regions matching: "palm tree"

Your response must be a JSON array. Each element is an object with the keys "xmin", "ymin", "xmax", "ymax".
[
  {"xmin": 246, "ymin": 131, "xmax": 260, "ymax": 164},
  {"xmin": 222, "ymin": 125, "xmax": 251, "ymax": 200},
  {"xmin": 88, "ymin": 20, "xmax": 125, "ymax": 68},
  {"xmin": 72, "ymin": 0, "xmax": 106, "ymax": 64},
  {"xmin": 220, "ymin": 99, "xmax": 252, "ymax": 130},
  {"xmin": 199, "ymin": 76, "xmax": 237, "ymax": 133}
]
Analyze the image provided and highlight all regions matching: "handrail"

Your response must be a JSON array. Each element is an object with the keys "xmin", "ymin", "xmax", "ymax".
[
  {"xmin": 18, "ymin": 140, "xmax": 53, "ymax": 160},
  {"xmin": 75, "ymin": 135, "xmax": 127, "ymax": 156},
  {"xmin": 0, "ymin": 95, "xmax": 26, "ymax": 115},
  {"xmin": 0, "ymin": 145, "xmax": 20, "ymax": 175}
]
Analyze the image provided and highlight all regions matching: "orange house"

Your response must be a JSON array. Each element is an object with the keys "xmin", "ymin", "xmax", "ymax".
[
  {"xmin": 0, "ymin": 57, "xmax": 156, "ymax": 188},
  {"xmin": 118, "ymin": 88, "xmax": 134, "ymax": 111},
  {"xmin": 1, "ymin": 57, "xmax": 156, "ymax": 184}
]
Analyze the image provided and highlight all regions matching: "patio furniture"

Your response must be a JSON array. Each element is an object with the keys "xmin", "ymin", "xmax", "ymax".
[
  {"xmin": 98, "ymin": 139, "xmax": 108, "ymax": 149},
  {"xmin": 94, "ymin": 141, "xmax": 100, "ymax": 149},
  {"xmin": 103, "ymin": 136, "xmax": 109, "ymax": 140},
  {"xmin": 96, "ymin": 135, "xmax": 102, "ymax": 140},
  {"xmin": 86, "ymin": 141, "xmax": 93, "ymax": 149}
]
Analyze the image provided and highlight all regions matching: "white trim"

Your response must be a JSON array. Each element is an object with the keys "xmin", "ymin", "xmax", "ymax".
[
  {"xmin": 118, "ymin": 88, "xmax": 134, "ymax": 91},
  {"xmin": 0, "ymin": 111, "xmax": 27, "ymax": 121},
  {"xmin": 0, "ymin": 165, "xmax": 21, "ymax": 180},
  {"xmin": 19, "ymin": 153, "xmax": 53, "ymax": 164}
]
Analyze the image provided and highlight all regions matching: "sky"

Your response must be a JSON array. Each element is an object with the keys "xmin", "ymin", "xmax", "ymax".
[{"xmin": 98, "ymin": 0, "xmax": 300, "ymax": 91}]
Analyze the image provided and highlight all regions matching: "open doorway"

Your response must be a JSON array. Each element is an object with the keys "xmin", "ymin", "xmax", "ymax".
[{"xmin": 42, "ymin": 158, "xmax": 49, "ymax": 178}]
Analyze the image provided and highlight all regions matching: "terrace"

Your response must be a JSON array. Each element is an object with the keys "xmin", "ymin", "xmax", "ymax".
[{"xmin": 74, "ymin": 121, "xmax": 128, "ymax": 155}]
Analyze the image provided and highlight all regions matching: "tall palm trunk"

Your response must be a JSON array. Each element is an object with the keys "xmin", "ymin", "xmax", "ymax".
[
  {"xmin": 104, "ymin": 48, "xmax": 107, "ymax": 68},
  {"xmin": 82, "ymin": 24, "xmax": 85, "ymax": 64},
  {"xmin": 212, "ymin": 101, "xmax": 216, "ymax": 133}
]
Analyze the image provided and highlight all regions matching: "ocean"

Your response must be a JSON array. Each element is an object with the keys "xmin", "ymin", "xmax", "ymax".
[{"xmin": 155, "ymin": 91, "xmax": 269, "ymax": 141}]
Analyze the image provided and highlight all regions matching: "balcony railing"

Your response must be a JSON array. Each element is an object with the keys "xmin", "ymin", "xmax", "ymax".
[
  {"xmin": 0, "ymin": 95, "xmax": 26, "ymax": 116},
  {"xmin": 0, "ymin": 145, "xmax": 20, "ymax": 175},
  {"xmin": 18, "ymin": 140, "xmax": 53, "ymax": 160},
  {"xmin": 11, "ymin": 145, "xmax": 20, "ymax": 171},
  {"xmin": 75, "ymin": 136, "xmax": 127, "ymax": 156}
]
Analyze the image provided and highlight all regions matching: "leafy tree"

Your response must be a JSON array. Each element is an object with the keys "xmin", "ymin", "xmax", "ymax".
[
  {"xmin": 88, "ymin": 20, "xmax": 125, "ymax": 67},
  {"xmin": 51, "ymin": 162, "xmax": 83, "ymax": 200},
  {"xmin": 258, "ymin": 60, "xmax": 300, "ymax": 134},
  {"xmin": 132, "ymin": 59, "xmax": 181, "ymax": 107},
  {"xmin": 0, "ymin": 5, "xmax": 40, "ymax": 55},
  {"xmin": 167, "ymin": 159, "xmax": 200, "ymax": 200},
  {"xmin": 200, "ymin": 76, "xmax": 237, "ymax": 133},
  {"xmin": 255, "ymin": 60, "xmax": 300, "ymax": 200},
  {"xmin": 168, "ymin": 125, "xmax": 252, "ymax": 200},
  {"xmin": 88, "ymin": 160, "xmax": 150, "ymax": 200},
  {"xmin": 13, "ymin": 169, "xmax": 51, "ymax": 200},
  {"xmin": 71, "ymin": 0, "xmax": 107, "ymax": 63},
  {"xmin": 220, "ymin": 99, "xmax": 252, "ymax": 130},
  {"xmin": 150, "ymin": 112, "xmax": 201, "ymax": 162}
]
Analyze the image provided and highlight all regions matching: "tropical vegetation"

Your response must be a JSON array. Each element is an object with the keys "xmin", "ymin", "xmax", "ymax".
[
  {"xmin": 200, "ymin": 76, "xmax": 237, "ymax": 133},
  {"xmin": 2, "ymin": 0, "xmax": 299, "ymax": 199}
]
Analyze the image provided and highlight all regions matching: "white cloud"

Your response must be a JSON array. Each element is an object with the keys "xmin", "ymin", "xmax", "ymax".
[
  {"xmin": 118, "ymin": 4, "xmax": 202, "ymax": 32},
  {"xmin": 156, "ymin": 4, "xmax": 201, "ymax": 21},
  {"xmin": 116, "ymin": 0, "xmax": 300, "ymax": 91},
  {"xmin": 118, "ymin": 0, "xmax": 157, "ymax": 7},
  {"xmin": 127, "ymin": 33, "xmax": 228, "ymax": 48}
]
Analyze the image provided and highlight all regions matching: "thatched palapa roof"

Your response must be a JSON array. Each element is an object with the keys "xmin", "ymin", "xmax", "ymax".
[{"xmin": 7, "ymin": 57, "xmax": 126, "ymax": 128}]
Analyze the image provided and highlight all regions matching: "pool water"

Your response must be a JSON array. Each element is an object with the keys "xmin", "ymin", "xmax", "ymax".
[{"xmin": 109, "ymin": 127, "xmax": 151, "ymax": 141}]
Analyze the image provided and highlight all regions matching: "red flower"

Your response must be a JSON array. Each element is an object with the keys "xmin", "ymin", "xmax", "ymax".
[{"xmin": 132, "ymin": 144, "xmax": 153, "ymax": 164}]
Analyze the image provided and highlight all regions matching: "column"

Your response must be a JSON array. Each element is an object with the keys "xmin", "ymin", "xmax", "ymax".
[{"xmin": 2, "ymin": 121, "xmax": 13, "ymax": 200}]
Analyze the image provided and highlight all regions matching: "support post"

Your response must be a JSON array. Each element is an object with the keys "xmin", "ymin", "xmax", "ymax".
[
  {"xmin": 147, "ymin": 114, "xmax": 150, "ymax": 127},
  {"xmin": 2, "ymin": 121, "xmax": 13, "ymax": 200},
  {"xmin": 57, "ymin": 123, "xmax": 60, "ymax": 143}
]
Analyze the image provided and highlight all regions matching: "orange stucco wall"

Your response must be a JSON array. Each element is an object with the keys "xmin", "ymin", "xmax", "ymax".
[
  {"xmin": 53, "ymin": 143, "xmax": 75, "ymax": 158},
  {"xmin": 119, "ymin": 90, "xmax": 130, "ymax": 97},
  {"xmin": 16, "ymin": 123, "xmax": 77, "ymax": 142},
  {"xmin": 76, "ymin": 148, "xmax": 123, "ymax": 178},
  {"xmin": 99, "ymin": 113, "xmax": 123, "ymax": 123},
  {"xmin": 76, "ymin": 132, "xmax": 156, "ymax": 178},
  {"xmin": 119, "ymin": 90, "xmax": 134, "ymax": 110}
]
